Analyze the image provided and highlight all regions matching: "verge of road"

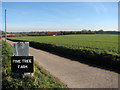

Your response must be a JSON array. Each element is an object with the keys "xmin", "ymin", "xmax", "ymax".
[
  {"xmin": 4, "ymin": 39, "xmax": 119, "ymax": 88},
  {"xmin": 2, "ymin": 39, "xmax": 67, "ymax": 88}
]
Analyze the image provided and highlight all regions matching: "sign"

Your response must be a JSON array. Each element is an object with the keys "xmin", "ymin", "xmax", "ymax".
[
  {"xmin": 13, "ymin": 42, "xmax": 29, "ymax": 56},
  {"xmin": 11, "ymin": 56, "xmax": 34, "ymax": 73}
]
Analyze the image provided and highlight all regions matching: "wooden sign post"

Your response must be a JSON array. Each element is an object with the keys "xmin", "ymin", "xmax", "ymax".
[{"xmin": 11, "ymin": 42, "xmax": 34, "ymax": 76}]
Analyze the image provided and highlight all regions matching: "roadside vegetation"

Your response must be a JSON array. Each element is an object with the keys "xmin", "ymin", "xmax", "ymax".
[
  {"xmin": 2, "ymin": 40, "xmax": 65, "ymax": 88},
  {"xmin": 8, "ymin": 34, "xmax": 120, "ymax": 72}
]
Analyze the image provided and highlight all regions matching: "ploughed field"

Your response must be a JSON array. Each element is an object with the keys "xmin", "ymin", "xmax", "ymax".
[{"xmin": 8, "ymin": 34, "xmax": 120, "ymax": 71}]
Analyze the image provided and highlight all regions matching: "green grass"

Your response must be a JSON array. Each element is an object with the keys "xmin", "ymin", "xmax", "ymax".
[
  {"xmin": 2, "ymin": 40, "xmax": 65, "ymax": 88},
  {"xmin": 7, "ymin": 34, "xmax": 120, "ymax": 71},
  {"xmin": 8, "ymin": 34, "xmax": 118, "ymax": 53}
]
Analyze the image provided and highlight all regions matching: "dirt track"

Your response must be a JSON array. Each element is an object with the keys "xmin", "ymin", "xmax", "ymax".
[{"xmin": 4, "ymin": 39, "xmax": 118, "ymax": 88}]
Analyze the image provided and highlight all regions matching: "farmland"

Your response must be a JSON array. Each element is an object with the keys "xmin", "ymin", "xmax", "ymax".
[
  {"xmin": 8, "ymin": 34, "xmax": 120, "ymax": 71},
  {"xmin": 8, "ymin": 34, "xmax": 118, "ymax": 52}
]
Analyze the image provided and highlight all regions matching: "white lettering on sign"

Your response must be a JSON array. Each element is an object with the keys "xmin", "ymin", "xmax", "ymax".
[
  {"xmin": 13, "ymin": 60, "xmax": 21, "ymax": 63},
  {"xmin": 22, "ymin": 59, "xmax": 32, "ymax": 63},
  {"xmin": 11, "ymin": 56, "xmax": 34, "ymax": 73},
  {"xmin": 18, "ymin": 65, "xmax": 28, "ymax": 69}
]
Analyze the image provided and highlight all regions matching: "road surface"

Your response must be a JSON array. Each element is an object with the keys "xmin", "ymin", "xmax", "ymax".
[{"xmin": 4, "ymin": 39, "xmax": 119, "ymax": 88}]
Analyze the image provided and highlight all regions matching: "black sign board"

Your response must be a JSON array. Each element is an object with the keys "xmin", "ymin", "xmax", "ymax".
[{"xmin": 11, "ymin": 56, "xmax": 34, "ymax": 73}]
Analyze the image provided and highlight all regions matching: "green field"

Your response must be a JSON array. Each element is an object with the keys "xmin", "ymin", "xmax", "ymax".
[
  {"xmin": 8, "ymin": 34, "xmax": 120, "ymax": 71},
  {"xmin": 2, "ymin": 40, "xmax": 65, "ymax": 88},
  {"xmin": 8, "ymin": 34, "xmax": 118, "ymax": 53}
]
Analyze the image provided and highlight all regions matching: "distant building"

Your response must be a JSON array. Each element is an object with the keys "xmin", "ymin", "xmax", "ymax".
[{"xmin": 47, "ymin": 32, "xmax": 62, "ymax": 36}]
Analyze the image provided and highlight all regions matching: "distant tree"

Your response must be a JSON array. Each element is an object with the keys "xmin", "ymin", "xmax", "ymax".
[
  {"xmin": 97, "ymin": 29, "xmax": 104, "ymax": 34},
  {"xmin": 88, "ymin": 30, "xmax": 91, "ymax": 33},
  {"xmin": 82, "ymin": 29, "xmax": 87, "ymax": 32}
]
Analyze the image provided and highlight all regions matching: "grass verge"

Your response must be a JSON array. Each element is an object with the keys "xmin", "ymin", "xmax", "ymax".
[{"xmin": 2, "ymin": 40, "xmax": 65, "ymax": 88}]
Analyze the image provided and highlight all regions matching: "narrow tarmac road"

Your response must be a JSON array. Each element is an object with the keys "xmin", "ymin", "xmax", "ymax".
[{"xmin": 4, "ymin": 39, "xmax": 119, "ymax": 88}]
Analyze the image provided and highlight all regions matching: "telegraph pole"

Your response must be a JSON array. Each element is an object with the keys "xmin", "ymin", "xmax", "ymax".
[{"xmin": 5, "ymin": 9, "xmax": 7, "ymax": 42}]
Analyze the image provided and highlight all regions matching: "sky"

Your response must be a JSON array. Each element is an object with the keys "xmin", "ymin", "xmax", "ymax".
[{"xmin": 2, "ymin": 2, "xmax": 118, "ymax": 32}]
